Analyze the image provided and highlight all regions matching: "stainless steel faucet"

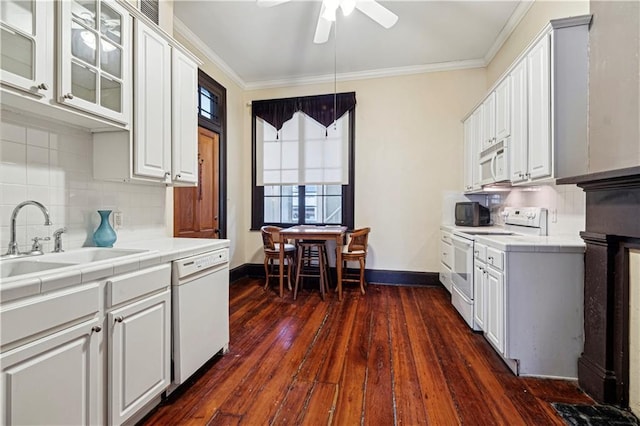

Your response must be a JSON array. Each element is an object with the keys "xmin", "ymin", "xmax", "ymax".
[{"xmin": 5, "ymin": 200, "xmax": 52, "ymax": 257}]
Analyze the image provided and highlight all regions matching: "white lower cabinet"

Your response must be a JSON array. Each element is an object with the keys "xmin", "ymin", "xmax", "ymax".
[
  {"xmin": 472, "ymin": 262, "xmax": 486, "ymax": 331},
  {"xmin": 108, "ymin": 288, "xmax": 171, "ymax": 425},
  {"xmin": 439, "ymin": 230, "xmax": 453, "ymax": 292},
  {"xmin": 106, "ymin": 263, "xmax": 171, "ymax": 425},
  {"xmin": 0, "ymin": 264, "xmax": 172, "ymax": 426},
  {"xmin": 0, "ymin": 283, "xmax": 102, "ymax": 426},
  {"xmin": 485, "ymin": 266, "xmax": 505, "ymax": 354},
  {"xmin": 475, "ymin": 239, "xmax": 585, "ymax": 378},
  {"xmin": 1, "ymin": 319, "xmax": 101, "ymax": 425}
]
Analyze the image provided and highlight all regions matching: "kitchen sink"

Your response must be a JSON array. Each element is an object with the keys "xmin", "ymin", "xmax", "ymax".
[
  {"xmin": 45, "ymin": 248, "xmax": 149, "ymax": 263},
  {"xmin": 0, "ymin": 249, "xmax": 150, "ymax": 280},
  {"xmin": 0, "ymin": 260, "xmax": 75, "ymax": 279}
]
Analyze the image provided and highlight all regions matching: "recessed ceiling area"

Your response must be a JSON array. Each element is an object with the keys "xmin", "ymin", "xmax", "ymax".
[{"xmin": 173, "ymin": 1, "xmax": 529, "ymax": 89}]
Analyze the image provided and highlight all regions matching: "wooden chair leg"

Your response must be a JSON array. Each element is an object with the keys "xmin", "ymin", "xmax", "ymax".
[
  {"xmin": 294, "ymin": 246, "xmax": 304, "ymax": 300},
  {"xmin": 263, "ymin": 256, "xmax": 270, "ymax": 290},
  {"xmin": 322, "ymin": 245, "xmax": 332, "ymax": 289},
  {"xmin": 287, "ymin": 255, "xmax": 293, "ymax": 291},
  {"xmin": 359, "ymin": 257, "xmax": 366, "ymax": 295},
  {"xmin": 318, "ymin": 248, "xmax": 326, "ymax": 300}
]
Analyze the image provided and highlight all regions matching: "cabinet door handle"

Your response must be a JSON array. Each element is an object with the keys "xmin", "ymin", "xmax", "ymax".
[
  {"xmin": 488, "ymin": 256, "xmax": 494, "ymax": 261},
  {"xmin": 175, "ymin": 174, "xmax": 181, "ymax": 180},
  {"xmin": 37, "ymin": 82, "xmax": 49, "ymax": 90},
  {"xmin": 63, "ymin": 93, "xmax": 74, "ymax": 99},
  {"xmin": 114, "ymin": 316, "xmax": 124, "ymax": 323},
  {"xmin": 92, "ymin": 326, "xmax": 102, "ymax": 333}
]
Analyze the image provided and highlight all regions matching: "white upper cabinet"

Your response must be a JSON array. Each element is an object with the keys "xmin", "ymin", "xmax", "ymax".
[
  {"xmin": 463, "ymin": 116, "xmax": 473, "ymax": 192},
  {"xmin": 463, "ymin": 108, "xmax": 482, "ymax": 192},
  {"xmin": 463, "ymin": 15, "xmax": 591, "ymax": 189},
  {"xmin": 509, "ymin": 60, "xmax": 528, "ymax": 183},
  {"xmin": 171, "ymin": 48, "xmax": 199, "ymax": 185},
  {"xmin": 133, "ymin": 18, "xmax": 171, "ymax": 182},
  {"xmin": 481, "ymin": 92, "xmax": 496, "ymax": 151},
  {"xmin": 494, "ymin": 77, "xmax": 511, "ymax": 142},
  {"xmin": 0, "ymin": 0, "xmax": 52, "ymax": 97},
  {"xmin": 94, "ymin": 16, "xmax": 201, "ymax": 186},
  {"xmin": 58, "ymin": 0, "xmax": 131, "ymax": 125},
  {"xmin": 526, "ymin": 33, "xmax": 552, "ymax": 180}
]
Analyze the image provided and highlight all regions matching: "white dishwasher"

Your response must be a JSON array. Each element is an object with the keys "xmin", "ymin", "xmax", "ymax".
[{"xmin": 170, "ymin": 248, "xmax": 229, "ymax": 390}]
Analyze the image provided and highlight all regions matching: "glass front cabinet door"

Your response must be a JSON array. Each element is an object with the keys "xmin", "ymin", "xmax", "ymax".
[
  {"xmin": 0, "ymin": 0, "xmax": 53, "ymax": 96},
  {"xmin": 58, "ymin": 0, "xmax": 131, "ymax": 125}
]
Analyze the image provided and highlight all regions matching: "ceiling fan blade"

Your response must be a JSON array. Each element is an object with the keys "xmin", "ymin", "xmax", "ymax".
[
  {"xmin": 355, "ymin": 0, "xmax": 398, "ymax": 29},
  {"xmin": 256, "ymin": 0, "xmax": 291, "ymax": 8},
  {"xmin": 314, "ymin": 4, "xmax": 333, "ymax": 44}
]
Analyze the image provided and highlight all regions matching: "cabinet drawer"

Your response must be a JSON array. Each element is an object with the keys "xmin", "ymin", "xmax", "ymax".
[
  {"xmin": 441, "ymin": 231, "xmax": 453, "ymax": 245},
  {"xmin": 1, "ymin": 282, "xmax": 100, "ymax": 349},
  {"xmin": 107, "ymin": 264, "xmax": 171, "ymax": 307},
  {"xmin": 441, "ymin": 243, "xmax": 452, "ymax": 268},
  {"xmin": 486, "ymin": 247, "xmax": 504, "ymax": 271}
]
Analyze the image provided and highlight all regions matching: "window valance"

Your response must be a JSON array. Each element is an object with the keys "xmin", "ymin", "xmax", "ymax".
[{"xmin": 252, "ymin": 92, "xmax": 356, "ymax": 131}]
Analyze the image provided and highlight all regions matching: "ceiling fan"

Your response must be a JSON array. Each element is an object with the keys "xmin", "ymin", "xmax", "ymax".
[{"xmin": 257, "ymin": 0, "xmax": 399, "ymax": 44}]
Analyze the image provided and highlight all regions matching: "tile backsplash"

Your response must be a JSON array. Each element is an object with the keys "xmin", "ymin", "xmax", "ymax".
[
  {"xmin": 486, "ymin": 183, "xmax": 586, "ymax": 237},
  {"xmin": 0, "ymin": 110, "xmax": 168, "ymax": 254}
]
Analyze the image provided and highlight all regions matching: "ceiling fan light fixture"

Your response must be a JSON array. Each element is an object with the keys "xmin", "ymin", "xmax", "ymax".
[
  {"xmin": 340, "ymin": 0, "xmax": 356, "ymax": 17},
  {"xmin": 321, "ymin": 0, "xmax": 339, "ymax": 21}
]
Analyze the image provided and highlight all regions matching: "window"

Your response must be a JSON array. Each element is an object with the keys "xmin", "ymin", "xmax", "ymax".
[
  {"xmin": 199, "ymin": 86, "xmax": 219, "ymax": 123},
  {"xmin": 251, "ymin": 93, "xmax": 355, "ymax": 229}
]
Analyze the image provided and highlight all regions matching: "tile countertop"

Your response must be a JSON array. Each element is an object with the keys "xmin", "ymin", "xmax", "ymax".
[
  {"xmin": 1, "ymin": 238, "xmax": 230, "ymax": 304},
  {"xmin": 473, "ymin": 234, "xmax": 585, "ymax": 253},
  {"xmin": 440, "ymin": 224, "xmax": 509, "ymax": 233},
  {"xmin": 440, "ymin": 224, "xmax": 585, "ymax": 253}
]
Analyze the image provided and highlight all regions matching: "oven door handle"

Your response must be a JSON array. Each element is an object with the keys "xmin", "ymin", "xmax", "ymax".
[{"xmin": 452, "ymin": 235, "xmax": 473, "ymax": 249}]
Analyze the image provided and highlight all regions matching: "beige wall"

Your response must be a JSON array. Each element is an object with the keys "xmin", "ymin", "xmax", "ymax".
[
  {"xmin": 243, "ymin": 70, "xmax": 486, "ymax": 272},
  {"xmin": 487, "ymin": 0, "xmax": 589, "ymax": 88},
  {"xmin": 588, "ymin": 0, "xmax": 640, "ymax": 173}
]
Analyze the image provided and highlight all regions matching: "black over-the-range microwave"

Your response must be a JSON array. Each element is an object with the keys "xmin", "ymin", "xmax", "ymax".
[{"xmin": 455, "ymin": 202, "xmax": 490, "ymax": 227}]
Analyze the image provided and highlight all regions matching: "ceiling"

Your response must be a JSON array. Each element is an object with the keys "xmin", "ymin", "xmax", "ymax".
[{"xmin": 173, "ymin": 0, "xmax": 531, "ymax": 89}]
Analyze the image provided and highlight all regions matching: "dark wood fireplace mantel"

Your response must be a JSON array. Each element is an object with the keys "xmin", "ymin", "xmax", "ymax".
[{"xmin": 558, "ymin": 165, "xmax": 640, "ymax": 407}]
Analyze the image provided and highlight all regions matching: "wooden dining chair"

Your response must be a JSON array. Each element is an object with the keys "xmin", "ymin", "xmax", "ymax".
[
  {"xmin": 261, "ymin": 226, "xmax": 295, "ymax": 292},
  {"xmin": 340, "ymin": 227, "xmax": 371, "ymax": 295}
]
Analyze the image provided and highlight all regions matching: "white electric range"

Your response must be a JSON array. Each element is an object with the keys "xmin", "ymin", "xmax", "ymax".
[{"xmin": 448, "ymin": 207, "xmax": 548, "ymax": 330}]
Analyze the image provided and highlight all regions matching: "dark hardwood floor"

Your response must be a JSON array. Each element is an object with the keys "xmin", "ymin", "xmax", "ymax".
[{"xmin": 142, "ymin": 277, "xmax": 592, "ymax": 425}]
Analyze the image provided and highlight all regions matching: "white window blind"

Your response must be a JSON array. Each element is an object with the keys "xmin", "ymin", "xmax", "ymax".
[{"xmin": 256, "ymin": 111, "xmax": 349, "ymax": 186}]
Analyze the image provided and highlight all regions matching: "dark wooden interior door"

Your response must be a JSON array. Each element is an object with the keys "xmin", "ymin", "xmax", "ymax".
[{"xmin": 174, "ymin": 127, "xmax": 220, "ymax": 238}]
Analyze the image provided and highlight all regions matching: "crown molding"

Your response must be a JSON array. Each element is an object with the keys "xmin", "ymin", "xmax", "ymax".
[
  {"xmin": 483, "ymin": 0, "xmax": 535, "ymax": 65},
  {"xmin": 173, "ymin": 17, "xmax": 247, "ymax": 90},
  {"xmin": 244, "ymin": 59, "xmax": 486, "ymax": 90}
]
